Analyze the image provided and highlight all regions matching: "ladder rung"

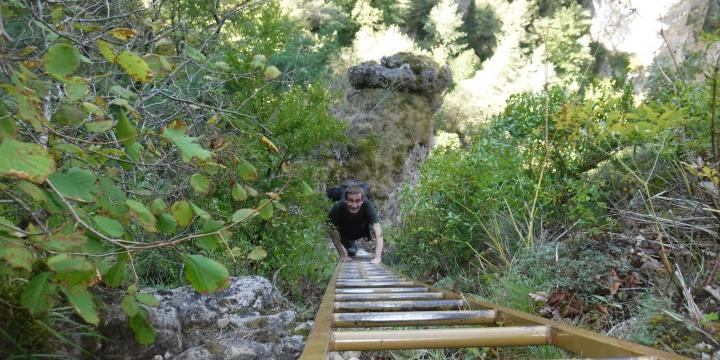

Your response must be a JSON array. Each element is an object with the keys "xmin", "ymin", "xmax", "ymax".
[
  {"xmin": 334, "ymin": 299, "xmax": 465, "ymax": 312},
  {"xmin": 333, "ymin": 310, "xmax": 497, "ymax": 327},
  {"xmin": 331, "ymin": 325, "xmax": 550, "ymax": 351},
  {"xmin": 334, "ymin": 292, "xmax": 444, "ymax": 301},
  {"xmin": 335, "ymin": 287, "xmax": 428, "ymax": 294},
  {"xmin": 336, "ymin": 281, "xmax": 416, "ymax": 287}
]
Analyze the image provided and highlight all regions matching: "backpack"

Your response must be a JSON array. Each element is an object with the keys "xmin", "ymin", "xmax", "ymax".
[{"xmin": 326, "ymin": 180, "xmax": 371, "ymax": 201}]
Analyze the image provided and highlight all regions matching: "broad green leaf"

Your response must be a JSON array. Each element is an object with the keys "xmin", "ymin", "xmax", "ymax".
[
  {"xmin": 64, "ymin": 76, "xmax": 88, "ymax": 101},
  {"xmin": 157, "ymin": 213, "xmax": 177, "ymax": 234},
  {"xmin": 117, "ymin": 51, "xmax": 153, "ymax": 83},
  {"xmin": 170, "ymin": 200, "xmax": 193, "ymax": 227},
  {"xmin": 97, "ymin": 40, "xmax": 116, "ymax": 62},
  {"xmin": 135, "ymin": 293, "xmax": 160, "ymax": 307},
  {"xmin": 237, "ymin": 160, "xmax": 258, "ymax": 181},
  {"xmin": 247, "ymin": 246, "xmax": 267, "ymax": 261},
  {"xmin": 0, "ymin": 139, "xmax": 56, "ymax": 184},
  {"xmin": 0, "ymin": 116, "xmax": 18, "ymax": 141},
  {"xmin": 3, "ymin": 241, "xmax": 33, "ymax": 271},
  {"xmin": 190, "ymin": 174, "xmax": 211, "ymax": 194},
  {"xmin": 109, "ymin": 28, "xmax": 138, "ymax": 41},
  {"xmin": 93, "ymin": 215, "xmax": 125, "ymax": 237},
  {"xmin": 231, "ymin": 208, "xmax": 255, "ymax": 223},
  {"xmin": 257, "ymin": 199, "xmax": 273, "ymax": 220},
  {"xmin": 81, "ymin": 102, "xmax": 103, "ymax": 115},
  {"xmin": 184, "ymin": 44, "xmax": 206, "ymax": 63},
  {"xmin": 104, "ymin": 259, "xmax": 127, "ymax": 288},
  {"xmin": 85, "ymin": 120, "xmax": 114, "ymax": 133},
  {"xmin": 196, "ymin": 220, "xmax": 223, "ymax": 251},
  {"xmin": 129, "ymin": 309, "xmax": 156, "ymax": 344},
  {"xmin": 150, "ymin": 198, "xmax": 167, "ymax": 215},
  {"xmin": 48, "ymin": 254, "xmax": 96, "ymax": 286},
  {"xmin": 48, "ymin": 167, "xmax": 98, "ymax": 202},
  {"xmin": 63, "ymin": 285, "xmax": 99, "ymax": 325},
  {"xmin": 21, "ymin": 272, "xmax": 55, "ymax": 315},
  {"xmin": 181, "ymin": 254, "xmax": 229, "ymax": 293},
  {"xmin": 42, "ymin": 230, "xmax": 87, "ymax": 253},
  {"xmin": 121, "ymin": 295, "xmax": 138, "ymax": 317},
  {"xmin": 0, "ymin": 217, "xmax": 24, "ymax": 238},
  {"xmin": 126, "ymin": 200, "xmax": 157, "ymax": 232},
  {"xmin": 43, "ymin": 43, "xmax": 81, "ymax": 79},
  {"xmin": 231, "ymin": 183, "xmax": 247, "ymax": 202},
  {"xmin": 125, "ymin": 143, "xmax": 143, "ymax": 162},
  {"xmin": 115, "ymin": 109, "xmax": 138, "ymax": 146},
  {"xmin": 190, "ymin": 202, "xmax": 210, "ymax": 220},
  {"xmin": 162, "ymin": 120, "xmax": 212, "ymax": 162},
  {"xmin": 17, "ymin": 180, "xmax": 48, "ymax": 204},
  {"xmin": 54, "ymin": 104, "xmax": 87, "ymax": 125},
  {"xmin": 15, "ymin": 89, "xmax": 44, "ymax": 130}
]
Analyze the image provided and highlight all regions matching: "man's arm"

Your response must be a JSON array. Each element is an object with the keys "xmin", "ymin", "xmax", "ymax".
[
  {"xmin": 370, "ymin": 222, "xmax": 383, "ymax": 264},
  {"xmin": 328, "ymin": 227, "xmax": 352, "ymax": 262}
]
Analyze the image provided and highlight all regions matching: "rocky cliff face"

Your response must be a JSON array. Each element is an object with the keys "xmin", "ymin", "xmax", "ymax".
[
  {"xmin": 328, "ymin": 53, "xmax": 451, "ymax": 225},
  {"xmin": 96, "ymin": 277, "xmax": 308, "ymax": 360},
  {"xmin": 588, "ymin": 0, "xmax": 715, "ymax": 97}
]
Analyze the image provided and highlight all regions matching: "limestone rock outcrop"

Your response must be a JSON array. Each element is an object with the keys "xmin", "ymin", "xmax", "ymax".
[{"xmin": 99, "ymin": 277, "xmax": 305, "ymax": 360}]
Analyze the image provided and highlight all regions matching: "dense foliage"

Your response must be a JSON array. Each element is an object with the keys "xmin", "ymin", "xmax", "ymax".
[{"xmin": 0, "ymin": 0, "xmax": 345, "ymax": 354}]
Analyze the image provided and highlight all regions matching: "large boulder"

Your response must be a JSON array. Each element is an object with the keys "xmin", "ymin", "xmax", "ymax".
[
  {"xmin": 99, "ymin": 277, "xmax": 305, "ymax": 360},
  {"xmin": 348, "ymin": 53, "xmax": 452, "ymax": 111}
]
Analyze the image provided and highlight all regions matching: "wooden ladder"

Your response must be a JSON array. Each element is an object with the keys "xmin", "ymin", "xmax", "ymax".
[{"xmin": 300, "ymin": 254, "xmax": 689, "ymax": 359}]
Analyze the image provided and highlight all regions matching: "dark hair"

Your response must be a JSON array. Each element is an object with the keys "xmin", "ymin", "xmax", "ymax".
[{"xmin": 344, "ymin": 185, "xmax": 365, "ymax": 200}]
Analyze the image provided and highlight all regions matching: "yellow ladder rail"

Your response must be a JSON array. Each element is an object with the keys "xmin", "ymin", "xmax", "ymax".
[{"xmin": 300, "ymin": 255, "xmax": 690, "ymax": 359}]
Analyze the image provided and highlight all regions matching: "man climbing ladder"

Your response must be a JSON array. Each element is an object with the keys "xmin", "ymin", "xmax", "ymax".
[{"xmin": 327, "ymin": 185, "xmax": 384, "ymax": 264}]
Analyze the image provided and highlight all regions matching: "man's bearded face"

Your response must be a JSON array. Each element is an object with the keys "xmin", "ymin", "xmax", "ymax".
[{"xmin": 345, "ymin": 192, "xmax": 363, "ymax": 214}]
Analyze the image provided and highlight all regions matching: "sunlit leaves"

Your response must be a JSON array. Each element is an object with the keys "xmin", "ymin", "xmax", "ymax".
[
  {"xmin": 157, "ymin": 213, "xmax": 178, "ymax": 234},
  {"xmin": 109, "ymin": 28, "xmax": 138, "ymax": 41},
  {"xmin": 190, "ymin": 174, "xmax": 211, "ymax": 194},
  {"xmin": 97, "ymin": 40, "xmax": 117, "ymax": 62},
  {"xmin": 181, "ymin": 254, "xmax": 229, "ymax": 293},
  {"xmin": 301, "ymin": 180, "xmax": 314, "ymax": 197},
  {"xmin": 48, "ymin": 167, "xmax": 98, "ymax": 202},
  {"xmin": 247, "ymin": 246, "xmax": 267, "ymax": 261},
  {"xmin": 260, "ymin": 136, "xmax": 279, "ymax": 153},
  {"xmin": 0, "ymin": 139, "xmax": 56, "ymax": 183},
  {"xmin": 264, "ymin": 65, "xmax": 281, "ymax": 80},
  {"xmin": 117, "ymin": 51, "xmax": 153, "ymax": 83},
  {"xmin": 126, "ymin": 200, "xmax": 157, "ymax": 232},
  {"xmin": 43, "ymin": 43, "xmax": 81, "ymax": 79},
  {"xmin": 21, "ymin": 272, "xmax": 55, "ymax": 315},
  {"xmin": 162, "ymin": 120, "xmax": 213, "ymax": 162}
]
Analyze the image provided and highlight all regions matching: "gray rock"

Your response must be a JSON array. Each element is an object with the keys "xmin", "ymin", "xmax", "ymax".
[
  {"xmin": 342, "ymin": 351, "xmax": 361, "ymax": 359},
  {"xmin": 348, "ymin": 53, "xmax": 452, "ymax": 111},
  {"xmin": 328, "ymin": 352, "xmax": 344, "ymax": 360},
  {"xmin": 175, "ymin": 347, "xmax": 216, "ymax": 360},
  {"xmin": 99, "ymin": 277, "xmax": 300, "ymax": 360}
]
